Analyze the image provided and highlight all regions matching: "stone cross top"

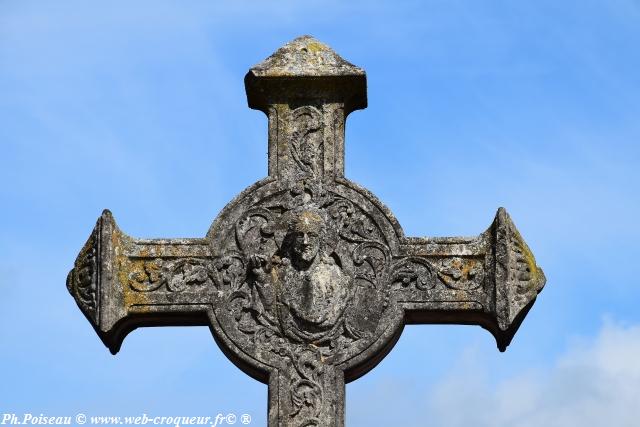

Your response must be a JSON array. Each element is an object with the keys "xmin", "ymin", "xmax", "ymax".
[{"xmin": 68, "ymin": 36, "xmax": 546, "ymax": 427}]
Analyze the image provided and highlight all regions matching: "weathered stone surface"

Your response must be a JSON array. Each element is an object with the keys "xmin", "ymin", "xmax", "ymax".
[
  {"xmin": 67, "ymin": 36, "xmax": 546, "ymax": 427},
  {"xmin": 249, "ymin": 35, "xmax": 365, "ymax": 78}
]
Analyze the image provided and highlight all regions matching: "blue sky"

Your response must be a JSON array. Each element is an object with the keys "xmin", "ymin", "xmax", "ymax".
[{"xmin": 1, "ymin": 1, "xmax": 639, "ymax": 426}]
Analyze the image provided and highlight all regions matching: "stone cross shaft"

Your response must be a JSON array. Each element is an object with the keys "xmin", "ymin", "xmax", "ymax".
[{"xmin": 67, "ymin": 36, "xmax": 546, "ymax": 427}]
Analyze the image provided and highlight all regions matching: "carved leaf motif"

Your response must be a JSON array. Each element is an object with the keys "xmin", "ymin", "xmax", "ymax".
[
  {"xmin": 435, "ymin": 257, "xmax": 484, "ymax": 290},
  {"xmin": 327, "ymin": 198, "xmax": 382, "ymax": 244},
  {"xmin": 165, "ymin": 259, "xmax": 216, "ymax": 292},
  {"xmin": 353, "ymin": 241, "xmax": 390, "ymax": 287},
  {"xmin": 289, "ymin": 349, "xmax": 324, "ymax": 421},
  {"xmin": 289, "ymin": 106, "xmax": 322, "ymax": 178},
  {"xmin": 508, "ymin": 233, "xmax": 544, "ymax": 301},
  {"xmin": 69, "ymin": 236, "xmax": 99, "ymax": 320},
  {"xmin": 235, "ymin": 207, "xmax": 276, "ymax": 256},
  {"xmin": 391, "ymin": 258, "xmax": 435, "ymax": 291},
  {"xmin": 214, "ymin": 253, "xmax": 246, "ymax": 292},
  {"xmin": 128, "ymin": 260, "xmax": 164, "ymax": 292},
  {"xmin": 229, "ymin": 291, "xmax": 256, "ymax": 334},
  {"xmin": 128, "ymin": 258, "xmax": 215, "ymax": 293}
]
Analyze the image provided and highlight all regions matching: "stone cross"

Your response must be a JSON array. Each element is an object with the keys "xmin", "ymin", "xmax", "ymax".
[{"xmin": 67, "ymin": 36, "xmax": 546, "ymax": 427}]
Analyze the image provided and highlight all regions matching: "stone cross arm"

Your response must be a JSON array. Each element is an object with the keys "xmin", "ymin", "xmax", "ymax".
[
  {"xmin": 67, "ymin": 210, "xmax": 216, "ymax": 354},
  {"xmin": 67, "ymin": 206, "xmax": 544, "ymax": 355},
  {"xmin": 67, "ymin": 36, "xmax": 546, "ymax": 427},
  {"xmin": 393, "ymin": 207, "xmax": 545, "ymax": 353}
]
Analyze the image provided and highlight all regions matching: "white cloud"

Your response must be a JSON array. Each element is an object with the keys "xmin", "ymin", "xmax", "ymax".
[{"xmin": 426, "ymin": 320, "xmax": 640, "ymax": 427}]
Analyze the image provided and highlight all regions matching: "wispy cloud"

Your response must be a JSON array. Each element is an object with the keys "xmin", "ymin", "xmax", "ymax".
[{"xmin": 427, "ymin": 319, "xmax": 640, "ymax": 427}]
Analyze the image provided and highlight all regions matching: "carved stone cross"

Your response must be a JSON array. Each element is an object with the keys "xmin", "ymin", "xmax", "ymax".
[{"xmin": 68, "ymin": 36, "xmax": 546, "ymax": 427}]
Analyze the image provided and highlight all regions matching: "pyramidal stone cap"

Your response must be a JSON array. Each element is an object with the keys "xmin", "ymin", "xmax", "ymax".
[{"xmin": 245, "ymin": 35, "xmax": 367, "ymax": 114}]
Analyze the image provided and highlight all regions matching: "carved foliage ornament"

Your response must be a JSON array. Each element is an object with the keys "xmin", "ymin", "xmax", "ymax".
[{"xmin": 127, "ymin": 258, "xmax": 216, "ymax": 293}]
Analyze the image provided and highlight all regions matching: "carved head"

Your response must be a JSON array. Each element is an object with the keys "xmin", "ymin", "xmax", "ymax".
[{"xmin": 289, "ymin": 210, "xmax": 324, "ymax": 266}]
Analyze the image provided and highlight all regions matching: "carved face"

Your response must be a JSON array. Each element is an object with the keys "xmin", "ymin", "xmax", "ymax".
[
  {"xmin": 290, "ymin": 210, "xmax": 324, "ymax": 264},
  {"xmin": 292, "ymin": 230, "xmax": 320, "ymax": 263}
]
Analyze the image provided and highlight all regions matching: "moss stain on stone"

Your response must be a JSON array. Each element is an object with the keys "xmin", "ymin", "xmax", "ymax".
[
  {"xmin": 114, "ymin": 234, "xmax": 150, "ymax": 312},
  {"xmin": 306, "ymin": 41, "xmax": 326, "ymax": 53}
]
